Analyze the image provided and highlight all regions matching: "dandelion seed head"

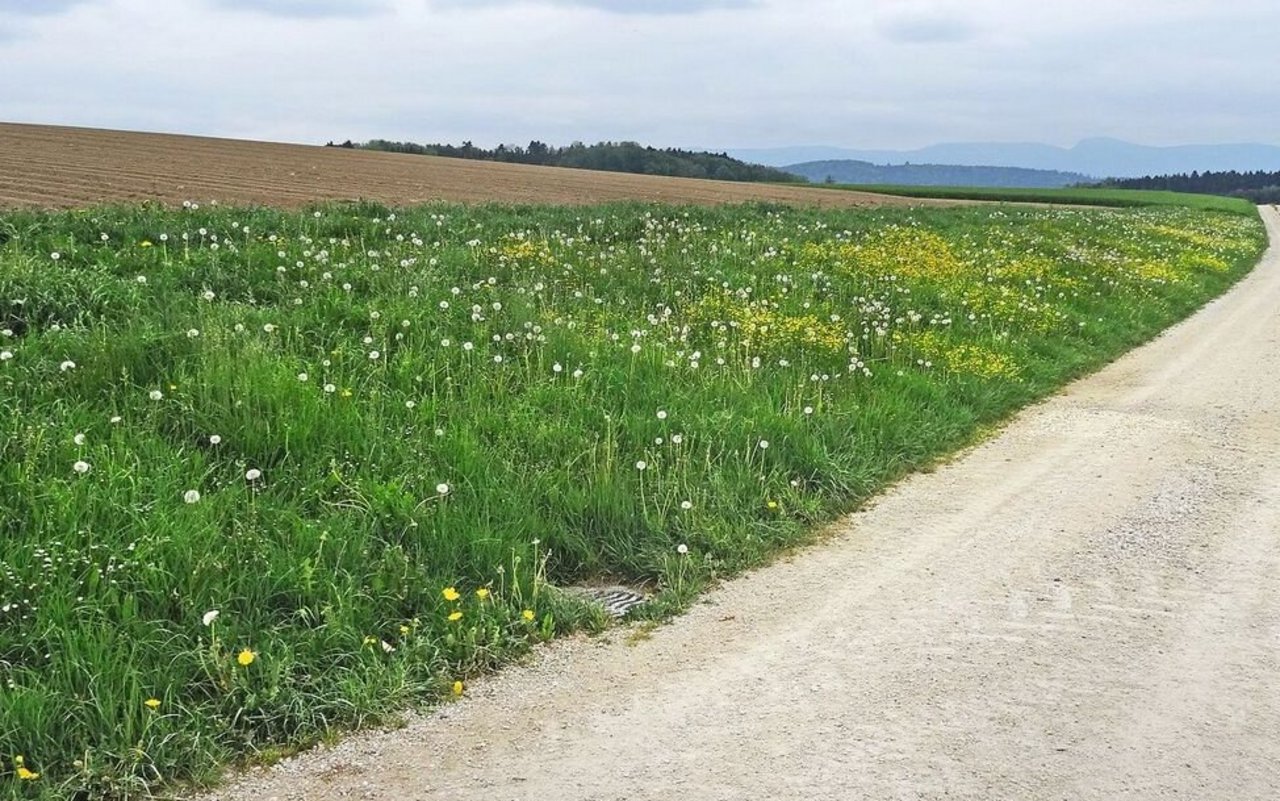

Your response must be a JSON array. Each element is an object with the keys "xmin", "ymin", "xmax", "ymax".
[
  {"xmin": 245, "ymin": 468, "xmax": 262, "ymax": 482},
  {"xmin": 73, "ymin": 460, "xmax": 91, "ymax": 474},
  {"xmin": 202, "ymin": 609, "xmax": 220, "ymax": 626},
  {"xmin": 436, "ymin": 482, "xmax": 450, "ymax": 495},
  {"xmin": 677, "ymin": 543, "xmax": 689, "ymax": 554},
  {"xmin": 183, "ymin": 489, "xmax": 201, "ymax": 504}
]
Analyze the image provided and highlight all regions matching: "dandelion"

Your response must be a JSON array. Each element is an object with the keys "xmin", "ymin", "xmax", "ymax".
[
  {"xmin": 236, "ymin": 648, "xmax": 256, "ymax": 667},
  {"xmin": 149, "ymin": 389, "xmax": 164, "ymax": 401},
  {"xmin": 368, "ymin": 350, "xmax": 380, "ymax": 360},
  {"xmin": 405, "ymin": 400, "xmax": 416, "ymax": 409},
  {"xmin": 657, "ymin": 410, "xmax": 668, "ymax": 420},
  {"xmin": 135, "ymin": 275, "xmax": 147, "ymax": 284},
  {"xmin": 14, "ymin": 759, "xmax": 38, "ymax": 781},
  {"xmin": 436, "ymin": 482, "xmax": 450, "ymax": 495},
  {"xmin": 399, "ymin": 624, "xmax": 410, "ymax": 635},
  {"xmin": 141, "ymin": 240, "xmax": 153, "ymax": 248},
  {"xmin": 677, "ymin": 543, "xmax": 689, "ymax": 554},
  {"xmin": 522, "ymin": 609, "xmax": 536, "ymax": 622},
  {"xmin": 323, "ymin": 383, "xmax": 336, "ymax": 394},
  {"xmin": 202, "ymin": 290, "xmax": 216, "ymax": 301},
  {"xmin": 475, "ymin": 588, "xmax": 490, "ymax": 600},
  {"xmin": 452, "ymin": 680, "xmax": 464, "ymax": 696},
  {"xmin": 73, "ymin": 433, "xmax": 86, "ymax": 446},
  {"xmin": 635, "ymin": 460, "xmax": 647, "ymax": 471},
  {"xmin": 183, "ymin": 489, "xmax": 201, "ymax": 504},
  {"xmin": 572, "ymin": 368, "xmax": 584, "ymax": 379},
  {"xmin": 50, "ymin": 251, "xmax": 60, "ymax": 261},
  {"xmin": 552, "ymin": 362, "xmax": 563, "ymax": 373},
  {"xmin": 680, "ymin": 500, "xmax": 693, "ymax": 510},
  {"xmin": 187, "ymin": 329, "xmax": 200, "ymax": 338},
  {"xmin": 245, "ymin": 468, "xmax": 262, "ymax": 482},
  {"xmin": 448, "ymin": 610, "xmax": 463, "ymax": 622},
  {"xmin": 145, "ymin": 698, "xmax": 161, "ymax": 710},
  {"xmin": 208, "ymin": 434, "xmax": 222, "ymax": 445},
  {"xmin": 671, "ymin": 434, "xmax": 683, "ymax": 445},
  {"xmin": 758, "ymin": 439, "xmax": 770, "ymax": 449},
  {"xmin": 60, "ymin": 360, "xmax": 76, "ymax": 372},
  {"xmin": 263, "ymin": 323, "xmax": 277, "ymax": 333},
  {"xmin": 202, "ymin": 609, "xmax": 219, "ymax": 626},
  {"xmin": 73, "ymin": 460, "xmax": 91, "ymax": 475},
  {"xmin": 766, "ymin": 500, "xmax": 779, "ymax": 510},
  {"xmin": 340, "ymin": 388, "xmax": 353, "ymax": 398},
  {"xmin": 0, "ymin": 351, "xmax": 11, "ymax": 361},
  {"xmin": 110, "ymin": 415, "xmax": 122, "ymax": 424},
  {"xmin": 297, "ymin": 372, "xmax": 308, "ymax": 382},
  {"xmin": 442, "ymin": 587, "xmax": 460, "ymax": 601},
  {"xmin": 803, "ymin": 406, "xmax": 814, "ymax": 415}
]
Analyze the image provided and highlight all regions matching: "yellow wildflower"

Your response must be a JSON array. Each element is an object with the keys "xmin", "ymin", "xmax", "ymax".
[
  {"xmin": 362, "ymin": 636, "xmax": 377, "ymax": 647},
  {"xmin": 522, "ymin": 609, "xmax": 535, "ymax": 622},
  {"xmin": 475, "ymin": 588, "xmax": 490, "ymax": 600},
  {"xmin": 14, "ymin": 757, "xmax": 38, "ymax": 781},
  {"xmin": 140, "ymin": 240, "xmax": 153, "ymax": 248},
  {"xmin": 448, "ymin": 610, "xmax": 463, "ymax": 622},
  {"xmin": 451, "ymin": 680, "xmax": 464, "ymax": 696},
  {"xmin": 145, "ymin": 698, "xmax": 161, "ymax": 710},
  {"xmin": 236, "ymin": 648, "xmax": 256, "ymax": 667},
  {"xmin": 441, "ymin": 587, "xmax": 460, "ymax": 602},
  {"xmin": 766, "ymin": 500, "xmax": 779, "ymax": 510},
  {"xmin": 399, "ymin": 625, "xmax": 410, "ymax": 635}
]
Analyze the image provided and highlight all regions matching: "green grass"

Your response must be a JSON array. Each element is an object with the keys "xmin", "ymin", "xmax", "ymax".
[
  {"xmin": 0, "ymin": 199, "xmax": 1267, "ymax": 799},
  {"xmin": 845, "ymin": 184, "xmax": 1259, "ymax": 215}
]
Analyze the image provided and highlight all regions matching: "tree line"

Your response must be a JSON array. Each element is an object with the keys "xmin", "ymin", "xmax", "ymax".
[
  {"xmin": 325, "ymin": 139, "xmax": 799, "ymax": 183},
  {"xmin": 1093, "ymin": 169, "xmax": 1280, "ymax": 203}
]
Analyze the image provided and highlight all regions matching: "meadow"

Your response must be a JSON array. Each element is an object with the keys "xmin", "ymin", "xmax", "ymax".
[
  {"xmin": 833, "ymin": 184, "xmax": 1258, "ymax": 214},
  {"xmin": 0, "ymin": 199, "xmax": 1266, "ymax": 798}
]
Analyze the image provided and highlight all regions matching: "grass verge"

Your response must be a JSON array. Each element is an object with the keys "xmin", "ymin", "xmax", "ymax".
[{"xmin": 0, "ymin": 199, "xmax": 1267, "ymax": 798}]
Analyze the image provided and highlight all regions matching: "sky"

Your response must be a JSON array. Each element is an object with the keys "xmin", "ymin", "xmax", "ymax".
[{"xmin": 1, "ymin": 0, "xmax": 1278, "ymax": 151}]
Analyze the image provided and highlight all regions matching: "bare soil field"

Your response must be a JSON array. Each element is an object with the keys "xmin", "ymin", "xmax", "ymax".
[{"xmin": 0, "ymin": 123, "xmax": 927, "ymax": 210}]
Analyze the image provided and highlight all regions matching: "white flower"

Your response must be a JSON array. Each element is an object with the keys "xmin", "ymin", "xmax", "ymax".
[
  {"xmin": 436, "ymin": 482, "xmax": 450, "ymax": 495},
  {"xmin": 202, "ymin": 290, "xmax": 216, "ymax": 301},
  {"xmin": 110, "ymin": 415, "xmax": 122, "ymax": 424},
  {"xmin": 135, "ymin": 275, "xmax": 147, "ymax": 284},
  {"xmin": 635, "ymin": 460, "xmax": 647, "ymax": 471},
  {"xmin": 187, "ymin": 329, "xmax": 200, "ymax": 338},
  {"xmin": 323, "ymin": 383, "xmax": 336, "ymax": 394},
  {"xmin": 572, "ymin": 369, "xmax": 584, "ymax": 379},
  {"xmin": 493, "ymin": 355, "xmax": 502, "ymax": 363},
  {"xmin": 434, "ymin": 428, "xmax": 445, "ymax": 437},
  {"xmin": 677, "ymin": 543, "xmax": 689, "ymax": 554},
  {"xmin": 405, "ymin": 400, "xmax": 416, "ymax": 409},
  {"xmin": 630, "ymin": 344, "xmax": 641, "ymax": 353},
  {"xmin": 202, "ymin": 609, "xmax": 220, "ymax": 627},
  {"xmin": 758, "ymin": 440, "xmax": 770, "ymax": 449},
  {"xmin": 50, "ymin": 251, "xmax": 60, "ymax": 261},
  {"xmin": 656, "ymin": 410, "xmax": 668, "ymax": 420},
  {"xmin": 149, "ymin": 389, "xmax": 164, "ymax": 401},
  {"xmin": 183, "ymin": 489, "xmax": 201, "ymax": 504},
  {"xmin": 680, "ymin": 501, "xmax": 693, "ymax": 510},
  {"xmin": 552, "ymin": 362, "xmax": 563, "ymax": 373},
  {"xmin": 73, "ymin": 433, "xmax": 86, "ymax": 446},
  {"xmin": 208, "ymin": 434, "xmax": 222, "ymax": 445},
  {"xmin": 368, "ymin": 350, "xmax": 380, "ymax": 360},
  {"xmin": 297, "ymin": 372, "xmax": 309, "ymax": 382},
  {"xmin": 462, "ymin": 341, "xmax": 474, "ymax": 351},
  {"xmin": 60, "ymin": 360, "xmax": 76, "ymax": 372},
  {"xmin": 263, "ymin": 324, "xmax": 277, "ymax": 333},
  {"xmin": 0, "ymin": 351, "xmax": 11, "ymax": 361},
  {"xmin": 73, "ymin": 460, "xmax": 90, "ymax": 474},
  {"xmin": 803, "ymin": 406, "xmax": 814, "ymax": 415},
  {"xmin": 671, "ymin": 434, "xmax": 683, "ymax": 445},
  {"xmin": 245, "ymin": 468, "xmax": 262, "ymax": 481}
]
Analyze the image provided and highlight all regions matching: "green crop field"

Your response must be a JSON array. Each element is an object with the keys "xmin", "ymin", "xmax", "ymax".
[
  {"xmin": 0, "ymin": 200, "xmax": 1266, "ymax": 798},
  {"xmin": 837, "ymin": 184, "xmax": 1257, "ymax": 215}
]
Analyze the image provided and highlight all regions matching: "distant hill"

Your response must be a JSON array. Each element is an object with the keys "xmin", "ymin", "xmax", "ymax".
[
  {"xmin": 786, "ymin": 160, "xmax": 1090, "ymax": 188},
  {"xmin": 332, "ymin": 139, "xmax": 800, "ymax": 184},
  {"xmin": 731, "ymin": 138, "xmax": 1280, "ymax": 179}
]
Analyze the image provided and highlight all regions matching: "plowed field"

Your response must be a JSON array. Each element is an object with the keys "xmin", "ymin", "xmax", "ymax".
[{"xmin": 0, "ymin": 123, "xmax": 926, "ymax": 210}]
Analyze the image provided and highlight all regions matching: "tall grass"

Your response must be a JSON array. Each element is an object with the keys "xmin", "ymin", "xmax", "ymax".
[{"xmin": 0, "ymin": 200, "xmax": 1266, "ymax": 799}]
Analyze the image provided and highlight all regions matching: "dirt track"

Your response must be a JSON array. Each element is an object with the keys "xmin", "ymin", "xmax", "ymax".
[
  {"xmin": 198, "ymin": 207, "xmax": 1280, "ymax": 800},
  {"xmin": 0, "ymin": 123, "xmax": 927, "ymax": 210}
]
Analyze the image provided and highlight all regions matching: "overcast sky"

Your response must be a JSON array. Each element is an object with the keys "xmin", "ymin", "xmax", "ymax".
[{"xmin": 2, "ymin": 0, "xmax": 1278, "ymax": 150}]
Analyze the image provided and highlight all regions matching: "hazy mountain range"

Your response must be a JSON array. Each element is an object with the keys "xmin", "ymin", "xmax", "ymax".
[
  {"xmin": 729, "ymin": 138, "xmax": 1280, "ymax": 180},
  {"xmin": 785, "ymin": 161, "xmax": 1090, "ymax": 188}
]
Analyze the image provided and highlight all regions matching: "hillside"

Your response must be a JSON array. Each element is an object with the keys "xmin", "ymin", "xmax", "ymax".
[
  {"xmin": 733, "ymin": 138, "xmax": 1280, "ymax": 179},
  {"xmin": 0, "ymin": 123, "xmax": 924, "ymax": 211},
  {"xmin": 786, "ymin": 160, "xmax": 1090, "ymax": 188}
]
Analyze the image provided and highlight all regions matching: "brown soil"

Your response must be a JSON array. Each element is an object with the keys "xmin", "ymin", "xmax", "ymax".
[{"xmin": 0, "ymin": 123, "xmax": 934, "ymax": 210}]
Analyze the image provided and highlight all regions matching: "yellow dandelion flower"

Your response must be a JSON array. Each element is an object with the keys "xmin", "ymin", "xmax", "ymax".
[
  {"xmin": 766, "ymin": 500, "xmax": 779, "ymax": 510},
  {"xmin": 448, "ymin": 610, "xmax": 463, "ymax": 622},
  {"xmin": 522, "ymin": 609, "xmax": 535, "ymax": 622},
  {"xmin": 362, "ymin": 635, "xmax": 377, "ymax": 647},
  {"xmin": 236, "ymin": 648, "xmax": 256, "ymax": 667},
  {"xmin": 451, "ymin": 680, "xmax": 464, "ymax": 696},
  {"xmin": 16, "ymin": 766, "xmax": 39, "ymax": 781},
  {"xmin": 475, "ymin": 588, "xmax": 490, "ymax": 600},
  {"xmin": 399, "ymin": 624, "xmax": 410, "ymax": 635},
  {"xmin": 145, "ymin": 698, "xmax": 161, "ymax": 710},
  {"xmin": 340, "ymin": 387, "xmax": 353, "ymax": 398},
  {"xmin": 140, "ymin": 240, "xmax": 153, "ymax": 248},
  {"xmin": 442, "ymin": 587, "xmax": 460, "ymax": 602}
]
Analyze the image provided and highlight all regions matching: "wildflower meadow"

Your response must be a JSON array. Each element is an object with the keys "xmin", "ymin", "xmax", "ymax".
[{"xmin": 0, "ymin": 199, "xmax": 1266, "ymax": 798}]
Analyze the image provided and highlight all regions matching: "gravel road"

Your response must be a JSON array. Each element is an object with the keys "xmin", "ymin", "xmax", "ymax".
[{"xmin": 202, "ymin": 207, "xmax": 1280, "ymax": 801}]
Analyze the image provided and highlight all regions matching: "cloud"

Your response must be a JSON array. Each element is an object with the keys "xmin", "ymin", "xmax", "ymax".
[
  {"xmin": 209, "ymin": 0, "xmax": 391, "ymax": 18},
  {"xmin": 876, "ymin": 11, "xmax": 976, "ymax": 43},
  {"xmin": 435, "ymin": 0, "xmax": 758, "ymax": 14},
  {"xmin": 0, "ymin": 0, "xmax": 90, "ymax": 15}
]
